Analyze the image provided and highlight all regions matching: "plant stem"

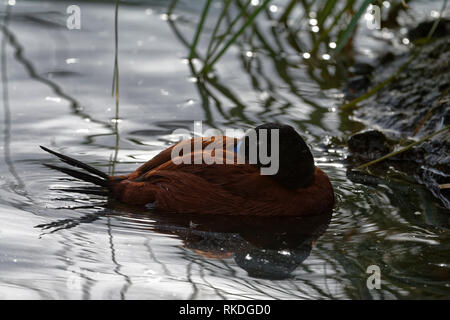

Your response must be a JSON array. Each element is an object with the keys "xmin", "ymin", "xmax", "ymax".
[
  {"xmin": 333, "ymin": 0, "xmax": 371, "ymax": 55},
  {"xmin": 311, "ymin": 0, "xmax": 354, "ymax": 55},
  {"xmin": 206, "ymin": 0, "xmax": 231, "ymax": 58},
  {"xmin": 206, "ymin": 0, "xmax": 253, "ymax": 63},
  {"xmin": 189, "ymin": 0, "xmax": 212, "ymax": 59},
  {"xmin": 111, "ymin": 0, "xmax": 120, "ymax": 175},
  {"xmin": 202, "ymin": 0, "xmax": 271, "ymax": 73},
  {"xmin": 341, "ymin": 53, "xmax": 413, "ymax": 111},
  {"xmin": 426, "ymin": 0, "xmax": 448, "ymax": 40}
]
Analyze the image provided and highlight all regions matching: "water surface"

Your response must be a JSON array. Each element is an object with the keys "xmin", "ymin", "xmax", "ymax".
[{"xmin": 0, "ymin": 0, "xmax": 449, "ymax": 299}]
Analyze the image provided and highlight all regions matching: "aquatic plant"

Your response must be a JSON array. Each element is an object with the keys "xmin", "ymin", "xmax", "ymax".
[
  {"xmin": 110, "ymin": 0, "xmax": 120, "ymax": 175},
  {"xmin": 169, "ymin": 0, "xmax": 409, "ymax": 75}
]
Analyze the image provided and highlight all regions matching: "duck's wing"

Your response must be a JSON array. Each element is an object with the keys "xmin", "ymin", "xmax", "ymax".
[
  {"xmin": 127, "ymin": 136, "xmax": 237, "ymax": 179},
  {"xmin": 110, "ymin": 147, "xmax": 285, "ymax": 215},
  {"xmin": 140, "ymin": 169, "xmax": 261, "ymax": 214},
  {"xmin": 144, "ymin": 149, "xmax": 266, "ymax": 191},
  {"xmin": 135, "ymin": 159, "xmax": 333, "ymax": 216}
]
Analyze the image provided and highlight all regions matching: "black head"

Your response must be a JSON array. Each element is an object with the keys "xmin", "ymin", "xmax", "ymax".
[{"xmin": 238, "ymin": 123, "xmax": 315, "ymax": 189}]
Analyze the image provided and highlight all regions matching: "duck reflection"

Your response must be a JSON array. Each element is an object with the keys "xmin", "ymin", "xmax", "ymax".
[
  {"xmin": 37, "ymin": 198, "xmax": 331, "ymax": 280},
  {"xmin": 160, "ymin": 212, "xmax": 331, "ymax": 280},
  {"xmin": 118, "ymin": 205, "xmax": 332, "ymax": 280}
]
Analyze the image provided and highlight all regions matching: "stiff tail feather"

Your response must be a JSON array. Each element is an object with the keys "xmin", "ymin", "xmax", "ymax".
[
  {"xmin": 41, "ymin": 146, "xmax": 110, "ymax": 189},
  {"xmin": 40, "ymin": 146, "xmax": 109, "ymax": 179}
]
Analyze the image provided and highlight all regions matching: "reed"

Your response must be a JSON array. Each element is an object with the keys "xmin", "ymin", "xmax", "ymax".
[{"xmin": 110, "ymin": 0, "xmax": 120, "ymax": 175}]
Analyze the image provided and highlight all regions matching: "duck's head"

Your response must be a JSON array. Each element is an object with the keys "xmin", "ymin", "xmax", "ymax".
[{"xmin": 237, "ymin": 123, "xmax": 315, "ymax": 189}]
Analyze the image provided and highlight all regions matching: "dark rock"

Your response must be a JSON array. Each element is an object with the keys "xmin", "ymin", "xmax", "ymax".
[
  {"xmin": 346, "ymin": 169, "xmax": 380, "ymax": 187},
  {"xmin": 408, "ymin": 18, "xmax": 450, "ymax": 41},
  {"xmin": 348, "ymin": 130, "xmax": 392, "ymax": 160},
  {"xmin": 344, "ymin": 75, "xmax": 371, "ymax": 100},
  {"xmin": 349, "ymin": 62, "xmax": 375, "ymax": 75},
  {"xmin": 378, "ymin": 51, "xmax": 396, "ymax": 66}
]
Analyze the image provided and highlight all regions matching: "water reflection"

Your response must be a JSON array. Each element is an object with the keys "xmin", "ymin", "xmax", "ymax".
[
  {"xmin": 1, "ymin": 4, "xmax": 23, "ymax": 191},
  {"xmin": 166, "ymin": 0, "xmax": 367, "ymax": 130},
  {"xmin": 136, "ymin": 209, "xmax": 331, "ymax": 280},
  {"xmin": 36, "ymin": 191, "xmax": 331, "ymax": 280}
]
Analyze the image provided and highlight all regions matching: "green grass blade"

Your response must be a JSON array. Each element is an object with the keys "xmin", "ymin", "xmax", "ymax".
[
  {"xmin": 206, "ymin": 0, "xmax": 232, "ymax": 57},
  {"xmin": 426, "ymin": 0, "xmax": 448, "ymax": 40},
  {"xmin": 189, "ymin": 0, "xmax": 212, "ymax": 59},
  {"xmin": 206, "ymin": 0, "xmax": 253, "ymax": 61},
  {"xmin": 317, "ymin": 0, "xmax": 338, "ymax": 27},
  {"xmin": 311, "ymin": 0, "xmax": 355, "ymax": 54},
  {"xmin": 203, "ymin": 0, "xmax": 272, "ymax": 73},
  {"xmin": 333, "ymin": 0, "xmax": 371, "ymax": 55}
]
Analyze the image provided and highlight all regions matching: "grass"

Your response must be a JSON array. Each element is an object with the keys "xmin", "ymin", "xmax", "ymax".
[
  {"xmin": 169, "ymin": 0, "xmax": 273, "ymax": 73},
  {"xmin": 202, "ymin": 0, "xmax": 272, "ymax": 73},
  {"xmin": 167, "ymin": 0, "xmax": 418, "ymax": 78},
  {"xmin": 189, "ymin": 0, "xmax": 212, "ymax": 59},
  {"xmin": 333, "ymin": 0, "xmax": 372, "ymax": 55}
]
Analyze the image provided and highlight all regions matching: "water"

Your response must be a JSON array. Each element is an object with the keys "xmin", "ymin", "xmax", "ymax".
[{"xmin": 0, "ymin": 0, "xmax": 449, "ymax": 299}]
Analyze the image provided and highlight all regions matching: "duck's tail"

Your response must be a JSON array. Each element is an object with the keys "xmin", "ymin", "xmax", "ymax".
[{"xmin": 40, "ymin": 146, "xmax": 110, "ymax": 189}]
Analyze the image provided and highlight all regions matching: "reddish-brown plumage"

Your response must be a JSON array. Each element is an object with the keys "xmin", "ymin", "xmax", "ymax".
[{"xmin": 108, "ymin": 136, "xmax": 335, "ymax": 216}]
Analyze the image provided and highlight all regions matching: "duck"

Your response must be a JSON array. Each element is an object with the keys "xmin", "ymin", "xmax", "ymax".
[{"xmin": 41, "ymin": 123, "xmax": 334, "ymax": 216}]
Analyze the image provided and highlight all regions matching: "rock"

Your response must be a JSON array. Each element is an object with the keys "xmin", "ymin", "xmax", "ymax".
[
  {"xmin": 408, "ymin": 18, "xmax": 450, "ymax": 41},
  {"xmin": 347, "ymin": 130, "xmax": 392, "ymax": 161},
  {"xmin": 344, "ymin": 75, "xmax": 371, "ymax": 100},
  {"xmin": 347, "ymin": 32, "xmax": 450, "ymax": 209}
]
